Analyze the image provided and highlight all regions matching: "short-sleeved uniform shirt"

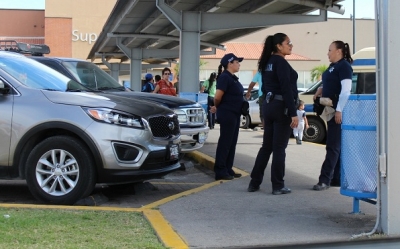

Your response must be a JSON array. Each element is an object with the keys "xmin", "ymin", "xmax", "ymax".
[
  {"xmin": 202, "ymin": 79, "xmax": 216, "ymax": 97},
  {"xmin": 321, "ymin": 58, "xmax": 353, "ymax": 109},
  {"xmin": 261, "ymin": 54, "xmax": 298, "ymax": 117},
  {"xmin": 217, "ymin": 70, "xmax": 244, "ymax": 114}
]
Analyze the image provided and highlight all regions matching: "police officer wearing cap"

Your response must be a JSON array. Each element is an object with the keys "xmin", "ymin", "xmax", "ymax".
[
  {"xmin": 210, "ymin": 53, "xmax": 244, "ymax": 180},
  {"xmin": 247, "ymin": 33, "xmax": 299, "ymax": 195},
  {"xmin": 141, "ymin": 73, "xmax": 154, "ymax": 92}
]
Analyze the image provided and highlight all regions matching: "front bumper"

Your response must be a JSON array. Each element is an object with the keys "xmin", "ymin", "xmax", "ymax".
[{"xmin": 179, "ymin": 126, "xmax": 210, "ymax": 152}]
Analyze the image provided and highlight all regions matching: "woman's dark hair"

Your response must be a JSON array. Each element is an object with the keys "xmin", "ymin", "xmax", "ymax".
[
  {"xmin": 332, "ymin": 40, "xmax": 354, "ymax": 64},
  {"xmin": 216, "ymin": 64, "xmax": 225, "ymax": 80},
  {"xmin": 162, "ymin": 67, "xmax": 171, "ymax": 76},
  {"xmin": 208, "ymin": 72, "xmax": 216, "ymax": 88},
  {"xmin": 258, "ymin": 33, "xmax": 288, "ymax": 72},
  {"xmin": 155, "ymin": 75, "xmax": 161, "ymax": 82}
]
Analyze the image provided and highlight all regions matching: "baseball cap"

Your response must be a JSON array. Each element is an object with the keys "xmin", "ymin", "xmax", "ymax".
[
  {"xmin": 145, "ymin": 73, "xmax": 153, "ymax": 80},
  {"xmin": 220, "ymin": 53, "xmax": 244, "ymax": 67}
]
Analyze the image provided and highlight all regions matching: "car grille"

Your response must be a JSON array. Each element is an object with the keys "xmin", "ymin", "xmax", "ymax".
[
  {"xmin": 185, "ymin": 108, "xmax": 206, "ymax": 124},
  {"xmin": 148, "ymin": 115, "xmax": 180, "ymax": 138}
]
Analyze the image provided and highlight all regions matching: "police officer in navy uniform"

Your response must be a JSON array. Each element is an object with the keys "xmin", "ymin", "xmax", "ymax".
[
  {"xmin": 210, "ymin": 53, "xmax": 244, "ymax": 180},
  {"xmin": 247, "ymin": 33, "xmax": 299, "ymax": 195},
  {"xmin": 312, "ymin": 41, "xmax": 353, "ymax": 190}
]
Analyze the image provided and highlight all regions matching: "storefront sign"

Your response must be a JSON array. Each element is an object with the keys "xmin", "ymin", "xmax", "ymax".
[{"xmin": 72, "ymin": 30, "xmax": 98, "ymax": 44}]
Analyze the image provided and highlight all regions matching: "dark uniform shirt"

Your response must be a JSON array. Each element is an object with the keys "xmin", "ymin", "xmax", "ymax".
[
  {"xmin": 217, "ymin": 70, "xmax": 244, "ymax": 114},
  {"xmin": 321, "ymin": 58, "xmax": 353, "ymax": 109},
  {"xmin": 261, "ymin": 54, "xmax": 298, "ymax": 117},
  {"xmin": 141, "ymin": 81, "xmax": 154, "ymax": 92}
]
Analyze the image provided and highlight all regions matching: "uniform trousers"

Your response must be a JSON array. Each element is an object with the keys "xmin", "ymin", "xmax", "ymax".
[
  {"xmin": 214, "ymin": 108, "xmax": 241, "ymax": 178},
  {"xmin": 318, "ymin": 117, "xmax": 341, "ymax": 185},
  {"xmin": 249, "ymin": 99, "xmax": 292, "ymax": 190}
]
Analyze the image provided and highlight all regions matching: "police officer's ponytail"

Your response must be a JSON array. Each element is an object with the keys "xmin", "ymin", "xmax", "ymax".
[
  {"xmin": 332, "ymin": 40, "xmax": 354, "ymax": 64},
  {"xmin": 216, "ymin": 64, "xmax": 223, "ymax": 80},
  {"xmin": 258, "ymin": 33, "xmax": 288, "ymax": 72}
]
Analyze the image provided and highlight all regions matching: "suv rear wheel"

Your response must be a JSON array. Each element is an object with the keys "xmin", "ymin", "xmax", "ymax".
[{"xmin": 25, "ymin": 136, "xmax": 96, "ymax": 205}]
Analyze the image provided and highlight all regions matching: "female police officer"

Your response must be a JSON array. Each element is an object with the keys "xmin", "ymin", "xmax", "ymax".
[
  {"xmin": 210, "ymin": 53, "xmax": 244, "ymax": 180},
  {"xmin": 247, "ymin": 33, "xmax": 299, "ymax": 195},
  {"xmin": 312, "ymin": 41, "xmax": 353, "ymax": 190}
]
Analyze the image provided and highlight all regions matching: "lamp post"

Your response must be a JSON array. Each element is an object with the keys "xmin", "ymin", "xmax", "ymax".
[{"xmin": 353, "ymin": 0, "xmax": 356, "ymax": 52}]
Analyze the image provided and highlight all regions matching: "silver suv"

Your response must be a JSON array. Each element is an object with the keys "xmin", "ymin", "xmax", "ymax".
[
  {"xmin": 29, "ymin": 56, "xmax": 209, "ymax": 152},
  {"xmin": 0, "ymin": 51, "xmax": 181, "ymax": 205}
]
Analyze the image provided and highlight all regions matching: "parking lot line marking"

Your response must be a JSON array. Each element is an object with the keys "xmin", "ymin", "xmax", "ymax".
[
  {"xmin": 0, "ymin": 203, "xmax": 142, "ymax": 212},
  {"xmin": 150, "ymin": 182, "xmax": 204, "ymax": 185},
  {"xmin": 141, "ymin": 181, "xmax": 222, "ymax": 210},
  {"xmin": 143, "ymin": 209, "xmax": 188, "ymax": 249}
]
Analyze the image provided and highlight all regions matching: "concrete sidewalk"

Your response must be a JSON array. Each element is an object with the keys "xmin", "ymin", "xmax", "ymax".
[{"xmin": 161, "ymin": 126, "xmax": 377, "ymax": 248}]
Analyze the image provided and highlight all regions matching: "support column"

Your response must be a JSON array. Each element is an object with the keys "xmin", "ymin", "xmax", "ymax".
[
  {"xmin": 130, "ymin": 48, "xmax": 143, "ymax": 91},
  {"xmin": 180, "ymin": 11, "xmax": 201, "ymax": 93},
  {"xmin": 377, "ymin": 0, "xmax": 400, "ymax": 235},
  {"xmin": 109, "ymin": 63, "xmax": 120, "ymax": 82}
]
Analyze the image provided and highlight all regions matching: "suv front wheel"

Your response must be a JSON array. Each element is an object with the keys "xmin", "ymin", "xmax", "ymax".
[{"xmin": 25, "ymin": 136, "xmax": 96, "ymax": 205}]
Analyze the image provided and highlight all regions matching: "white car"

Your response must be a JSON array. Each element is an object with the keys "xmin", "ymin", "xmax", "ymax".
[{"xmin": 241, "ymin": 87, "xmax": 262, "ymax": 129}]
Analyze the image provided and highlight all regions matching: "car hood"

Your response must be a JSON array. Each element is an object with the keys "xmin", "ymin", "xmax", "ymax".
[
  {"xmin": 104, "ymin": 91, "xmax": 201, "ymax": 109},
  {"xmin": 42, "ymin": 90, "xmax": 174, "ymax": 118}
]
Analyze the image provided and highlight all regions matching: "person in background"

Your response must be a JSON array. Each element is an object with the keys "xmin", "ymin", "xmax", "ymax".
[
  {"xmin": 247, "ymin": 33, "xmax": 299, "ymax": 195},
  {"xmin": 293, "ymin": 100, "xmax": 309, "ymax": 145},
  {"xmin": 141, "ymin": 73, "xmax": 154, "ymax": 93},
  {"xmin": 246, "ymin": 71, "xmax": 264, "ymax": 126},
  {"xmin": 153, "ymin": 67, "xmax": 177, "ymax": 96},
  {"xmin": 210, "ymin": 53, "xmax": 244, "ymax": 181},
  {"xmin": 312, "ymin": 41, "xmax": 353, "ymax": 190},
  {"xmin": 154, "ymin": 75, "xmax": 161, "ymax": 85},
  {"xmin": 174, "ymin": 74, "xmax": 179, "ymax": 95},
  {"xmin": 201, "ymin": 72, "xmax": 217, "ymax": 129}
]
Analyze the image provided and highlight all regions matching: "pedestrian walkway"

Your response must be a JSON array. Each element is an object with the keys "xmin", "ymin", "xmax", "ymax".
[{"xmin": 162, "ymin": 125, "xmax": 377, "ymax": 248}]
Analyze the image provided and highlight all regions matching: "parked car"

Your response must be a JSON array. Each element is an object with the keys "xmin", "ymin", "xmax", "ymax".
[
  {"xmin": 0, "ymin": 51, "xmax": 181, "ymax": 204},
  {"xmin": 30, "ymin": 56, "xmax": 209, "ymax": 152},
  {"xmin": 241, "ymin": 86, "xmax": 262, "ymax": 129},
  {"xmin": 241, "ymin": 85, "xmax": 311, "ymax": 129}
]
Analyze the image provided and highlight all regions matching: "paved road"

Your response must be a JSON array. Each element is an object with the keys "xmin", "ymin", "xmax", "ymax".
[{"xmin": 160, "ymin": 126, "xmax": 377, "ymax": 248}]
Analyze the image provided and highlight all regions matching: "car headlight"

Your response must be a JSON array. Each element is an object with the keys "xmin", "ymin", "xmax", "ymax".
[
  {"xmin": 174, "ymin": 109, "xmax": 187, "ymax": 123},
  {"xmin": 83, "ymin": 107, "xmax": 144, "ymax": 129}
]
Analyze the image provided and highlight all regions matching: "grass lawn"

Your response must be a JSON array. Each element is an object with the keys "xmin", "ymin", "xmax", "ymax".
[{"xmin": 0, "ymin": 208, "xmax": 166, "ymax": 249}]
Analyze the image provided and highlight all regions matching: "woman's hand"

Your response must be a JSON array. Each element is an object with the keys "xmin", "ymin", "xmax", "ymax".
[
  {"xmin": 210, "ymin": 106, "xmax": 217, "ymax": 113},
  {"xmin": 290, "ymin": 116, "xmax": 299, "ymax": 129},
  {"xmin": 335, "ymin": 111, "xmax": 342, "ymax": 124}
]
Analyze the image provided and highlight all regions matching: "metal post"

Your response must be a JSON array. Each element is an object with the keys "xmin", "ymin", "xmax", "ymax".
[{"xmin": 353, "ymin": 0, "xmax": 356, "ymax": 52}]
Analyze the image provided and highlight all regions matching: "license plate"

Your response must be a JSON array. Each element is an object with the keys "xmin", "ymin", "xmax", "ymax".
[
  {"xmin": 169, "ymin": 144, "xmax": 179, "ymax": 159},
  {"xmin": 198, "ymin": 132, "xmax": 206, "ymax": 144}
]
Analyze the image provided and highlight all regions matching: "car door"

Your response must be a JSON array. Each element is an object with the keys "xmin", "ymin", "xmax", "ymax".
[{"xmin": 0, "ymin": 77, "xmax": 14, "ymax": 168}]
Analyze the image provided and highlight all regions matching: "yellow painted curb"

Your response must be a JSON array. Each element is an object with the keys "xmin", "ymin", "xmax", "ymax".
[
  {"xmin": 141, "ymin": 180, "xmax": 223, "ymax": 209},
  {"xmin": 0, "ymin": 203, "xmax": 142, "ymax": 212},
  {"xmin": 186, "ymin": 150, "xmax": 249, "ymax": 177},
  {"xmin": 143, "ymin": 209, "xmax": 188, "ymax": 249}
]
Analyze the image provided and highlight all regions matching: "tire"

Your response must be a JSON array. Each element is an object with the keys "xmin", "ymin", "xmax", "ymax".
[
  {"xmin": 240, "ymin": 114, "xmax": 250, "ymax": 129},
  {"xmin": 25, "ymin": 136, "xmax": 96, "ymax": 205},
  {"xmin": 303, "ymin": 117, "xmax": 326, "ymax": 144}
]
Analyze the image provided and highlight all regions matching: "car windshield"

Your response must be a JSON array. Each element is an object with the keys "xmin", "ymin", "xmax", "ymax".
[
  {"xmin": 0, "ymin": 53, "xmax": 87, "ymax": 91},
  {"xmin": 304, "ymin": 80, "xmax": 322, "ymax": 93},
  {"xmin": 62, "ymin": 61, "xmax": 125, "ymax": 90}
]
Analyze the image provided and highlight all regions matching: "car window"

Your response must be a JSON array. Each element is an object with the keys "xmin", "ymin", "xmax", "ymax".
[
  {"xmin": 354, "ymin": 72, "xmax": 376, "ymax": 94},
  {"xmin": 303, "ymin": 81, "xmax": 322, "ymax": 94},
  {"xmin": 0, "ymin": 54, "xmax": 85, "ymax": 91},
  {"xmin": 62, "ymin": 61, "xmax": 124, "ymax": 90}
]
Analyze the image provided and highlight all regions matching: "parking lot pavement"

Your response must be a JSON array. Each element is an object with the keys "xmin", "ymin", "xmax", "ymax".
[
  {"xmin": 160, "ymin": 125, "xmax": 378, "ymax": 248},
  {"xmin": 0, "ymin": 157, "xmax": 216, "ymax": 208}
]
